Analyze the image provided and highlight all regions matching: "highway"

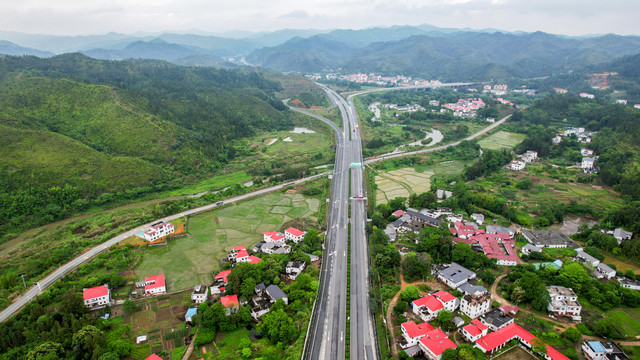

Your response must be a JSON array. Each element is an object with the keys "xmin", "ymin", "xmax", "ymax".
[{"xmin": 0, "ymin": 170, "xmax": 331, "ymax": 323}]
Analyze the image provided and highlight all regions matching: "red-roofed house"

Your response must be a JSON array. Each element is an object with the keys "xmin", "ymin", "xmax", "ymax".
[
  {"xmin": 235, "ymin": 249, "xmax": 249, "ymax": 262},
  {"xmin": 544, "ymin": 345, "xmax": 571, "ymax": 360},
  {"xmin": 284, "ymin": 227, "xmax": 305, "ymax": 243},
  {"xmin": 412, "ymin": 291, "xmax": 459, "ymax": 322},
  {"xmin": 228, "ymin": 246, "xmax": 247, "ymax": 261},
  {"xmin": 401, "ymin": 321, "xmax": 435, "ymax": 348},
  {"xmin": 211, "ymin": 270, "xmax": 232, "ymax": 294},
  {"xmin": 418, "ymin": 328, "xmax": 457, "ymax": 360},
  {"xmin": 460, "ymin": 319, "xmax": 488, "ymax": 342},
  {"xmin": 83, "ymin": 284, "xmax": 110, "ymax": 308},
  {"xmin": 264, "ymin": 231, "xmax": 286, "ymax": 242},
  {"xmin": 143, "ymin": 221, "xmax": 174, "ymax": 242},
  {"xmin": 392, "ymin": 210, "xmax": 405, "ymax": 218},
  {"xmin": 144, "ymin": 274, "xmax": 166, "ymax": 295},
  {"xmin": 474, "ymin": 323, "xmax": 535, "ymax": 353},
  {"xmin": 220, "ymin": 294, "xmax": 239, "ymax": 315},
  {"xmin": 247, "ymin": 255, "xmax": 262, "ymax": 264},
  {"xmin": 145, "ymin": 354, "xmax": 163, "ymax": 360}
]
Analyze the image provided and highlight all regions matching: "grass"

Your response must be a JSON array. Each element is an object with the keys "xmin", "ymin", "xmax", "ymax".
[
  {"xmin": 158, "ymin": 171, "xmax": 253, "ymax": 197},
  {"xmin": 492, "ymin": 345, "xmax": 537, "ymax": 360},
  {"xmin": 606, "ymin": 309, "xmax": 640, "ymax": 339},
  {"xmin": 603, "ymin": 255, "xmax": 640, "ymax": 275},
  {"xmin": 135, "ymin": 190, "xmax": 321, "ymax": 290},
  {"xmin": 477, "ymin": 131, "xmax": 526, "ymax": 150}
]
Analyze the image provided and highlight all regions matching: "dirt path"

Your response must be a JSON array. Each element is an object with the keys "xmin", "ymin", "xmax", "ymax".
[
  {"xmin": 490, "ymin": 274, "xmax": 571, "ymax": 330},
  {"xmin": 385, "ymin": 275, "xmax": 447, "ymax": 359}
]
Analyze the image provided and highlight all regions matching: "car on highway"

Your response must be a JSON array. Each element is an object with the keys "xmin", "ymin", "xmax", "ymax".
[{"xmin": 215, "ymin": 201, "xmax": 224, "ymax": 206}]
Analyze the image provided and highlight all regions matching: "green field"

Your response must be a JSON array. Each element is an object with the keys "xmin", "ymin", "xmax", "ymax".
[
  {"xmin": 135, "ymin": 191, "xmax": 321, "ymax": 290},
  {"xmin": 477, "ymin": 131, "xmax": 526, "ymax": 150},
  {"xmin": 158, "ymin": 171, "xmax": 253, "ymax": 197},
  {"xmin": 606, "ymin": 309, "xmax": 640, "ymax": 339}
]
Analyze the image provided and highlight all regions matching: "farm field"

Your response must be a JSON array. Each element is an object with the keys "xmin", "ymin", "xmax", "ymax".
[
  {"xmin": 375, "ymin": 167, "xmax": 433, "ymax": 204},
  {"xmin": 135, "ymin": 191, "xmax": 321, "ymax": 290},
  {"xmin": 477, "ymin": 131, "xmax": 526, "ymax": 150},
  {"xmin": 374, "ymin": 160, "xmax": 472, "ymax": 204},
  {"xmin": 603, "ymin": 255, "xmax": 640, "ymax": 275},
  {"xmin": 605, "ymin": 309, "xmax": 640, "ymax": 339}
]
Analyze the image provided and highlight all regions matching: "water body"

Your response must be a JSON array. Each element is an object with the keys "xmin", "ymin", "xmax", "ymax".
[{"xmin": 393, "ymin": 129, "xmax": 444, "ymax": 153}]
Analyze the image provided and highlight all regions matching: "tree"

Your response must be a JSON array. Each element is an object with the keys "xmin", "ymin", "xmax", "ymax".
[
  {"xmin": 561, "ymin": 327, "xmax": 582, "ymax": 343},
  {"xmin": 302, "ymin": 229, "xmax": 321, "ymax": 251},
  {"xmin": 259, "ymin": 309, "xmax": 299, "ymax": 344},
  {"xmin": 72, "ymin": 325, "xmax": 106, "ymax": 360},
  {"xmin": 122, "ymin": 300, "xmax": 140, "ymax": 315},
  {"xmin": 558, "ymin": 262, "xmax": 591, "ymax": 293},
  {"xmin": 400, "ymin": 286, "xmax": 420, "ymax": 302},
  {"xmin": 26, "ymin": 341, "xmax": 63, "ymax": 360}
]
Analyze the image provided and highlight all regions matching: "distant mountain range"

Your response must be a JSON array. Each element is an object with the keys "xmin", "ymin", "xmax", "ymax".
[{"xmin": 1, "ymin": 25, "xmax": 639, "ymax": 79}]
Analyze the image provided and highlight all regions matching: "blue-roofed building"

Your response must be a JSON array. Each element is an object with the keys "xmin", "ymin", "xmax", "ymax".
[
  {"xmin": 582, "ymin": 340, "xmax": 629, "ymax": 359},
  {"xmin": 185, "ymin": 308, "xmax": 198, "ymax": 322},
  {"xmin": 533, "ymin": 260, "xmax": 563, "ymax": 270}
]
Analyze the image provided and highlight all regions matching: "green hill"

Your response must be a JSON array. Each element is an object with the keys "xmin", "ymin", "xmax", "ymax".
[{"xmin": 0, "ymin": 54, "xmax": 297, "ymax": 238}]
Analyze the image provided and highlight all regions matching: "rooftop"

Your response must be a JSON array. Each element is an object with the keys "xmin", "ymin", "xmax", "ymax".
[
  {"xmin": 475, "ymin": 323, "xmax": 534, "ymax": 352},
  {"xmin": 144, "ymin": 274, "xmax": 166, "ymax": 290},
  {"xmin": 402, "ymin": 321, "xmax": 435, "ymax": 339},
  {"xmin": 83, "ymin": 284, "xmax": 109, "ymax": 300},
  {"xmin": 419, "ymin": 328, "xmax": 457, "ymax": 356},
  {"xmin": 481, "ymin": 308, "xmax": 514, "ymax": 329},
  {"xmin": 285, "ymin": 227, "xmax": 305, "ymax": 237},
  {"xmin": 522, "ymin": 229, "xmax": 580, "ymax": 249},
  {"xmin": 462, "ymin": 319, "xmax": 488, "ymax": 337},
  {"xmin": 438, "ymin": 262, "xmax": 475, "ymax": 284},
  {"xmin": 547, "ymin": 285, "xmax": 577, "ymax": 298},
  {"xmin": 221, "ymin": 294, "xmax": 239, "ymax": 308},
  {"xmin": 266, "ymin": 284, "xmax": 287, "ymax": 301}
]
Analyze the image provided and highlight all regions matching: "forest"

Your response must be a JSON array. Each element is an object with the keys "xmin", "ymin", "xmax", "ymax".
[{"xmin": 0, "ymin": 54, "xmax": 308, "ymax": 240}]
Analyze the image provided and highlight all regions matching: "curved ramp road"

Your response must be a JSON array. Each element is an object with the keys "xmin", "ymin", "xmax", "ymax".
[{"xmin": 0, "ymin": 171, "xmax": 330, "ymax": 323}]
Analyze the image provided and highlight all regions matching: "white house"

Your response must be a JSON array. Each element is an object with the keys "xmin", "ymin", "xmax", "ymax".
[
  {"xmin": 471, "ymin": 213, "xmax": 484, "ymax": 225},
  {"xmin": 83, "ymin": 284, "xmax": 111, "ymax": 308},
  {"xmin": 581, "ymin": 149, "xmax": 594, "ymax": 156},
  {"xmin": 580, "ymin": 93, "xmax": 595, "ymax": 99},
  {"xmin": 191, "ymin": 285, "xmax": 209, "ymax": 304},
  {"xmin": 595, "ymin": 263, "xmax": 616, "ymax": 279},
  {"xmin": 460, "ymin": 319, "xmax": 488, "ymax": 342},
  {"xmin": 619, "ymin": 278, "xmax": 640, "ymax": 290},
  {"xmin": 521, "ymin": 151, "xmax": 538, "ymax": 163},
  {"xmin": 613, "ymin": 228, "xmax": 633, "ymax": 243},
  {"xmin": 521, "ymin": 244, "xmax": 542, "ymax": 255},
  {"xmin": 509, "ymin": 161, "xmax": 525, "ymax": 171},
  {"xmin": 418, "ymin": 327, "xmax": 457, "ymax": 360},
  {"xmin": 552, "ymin": 136, "xmax": 562, "ymax": 144},
  {"xmin": 211, "ymin": 270, "xmax": 231, "ymax": 294},
  {"xmin": 547, "ymin": 286, "xmax": 581, "ymax": 319},
  {"xmin": 460, "ymin": 293, "xmax": 491, "ymax": 319},
  {"xmin": 263, "ymin": 231, "xmax": 285, "ymax": 242},
  {"xmin": 582, "ymin": 341, "xmax": 629, "ymax": 360},
  {"xmin": 143, "ymin": 221, "xmax": 174, "ymax": 242},
  {"xmin": 412, "ymin": 291, "xmax": 459, "ymax": 322},
  {"xmin": 400, "ymin": 321, "xmax": 434, "ymax": 348},
  {"xmin": 437, "ymin": 262, "xmax": 476, "ymax": 289},
  {"xmin": 284, "ymin": 227, "xmax": 305, "ymax": 243},
  {"xmin": 286, "ymin": 260, "xmax": 306, "ymax": 280},
  {"xmin": 144, "ymin": 274, "xmax": 166, "ymax": 295},
  {"xmin": 576, "ymin": 250, "xmax": 600, "ymax": 267},
  {"xmin": 261, "ymin": 241, "xmax": 291, "ymax": 255},
  {"xmin": 581, "ymin": 157, "xmax": 596, "ymax": 169}
]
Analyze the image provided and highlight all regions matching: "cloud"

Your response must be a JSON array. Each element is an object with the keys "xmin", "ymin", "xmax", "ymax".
[{"xmin": 278, "ymin": 10, "xmax": 310, "ymax": 18}]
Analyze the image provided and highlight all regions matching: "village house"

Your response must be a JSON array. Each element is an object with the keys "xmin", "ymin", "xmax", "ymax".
[
  {"xmin": 509, "ymin": 161, "xmax": 525, "ymax": 171},
  {"xmin": 220, "ymin": 294, "xmax": 239, "ymax": 315},
  {"xmin": 235, "ymin": 248, "xmax": 262, "ymax": 264},
  {"xmin": 521, "ymin": 150, "xmax": 538, "ymax": 163},
  {"xmin": 460, "ymin": 319, "xmax": 488, "ymax": 342},
  {"xmin": 580, "ymin": 93, "xmax": 595, "ymax": 99},
  {"xmin": 618, "ymin": 278, "xmax": 640, "ymax": 290},
  {"xmin": 470, "ymin": 213, "xmax": 484, "ymax": 225},
  {"xmin": 613, "ymin": 228, "xmax": 633, "ymax": 243},
  {"xmin": 522, "ymin": 229, "xmax": 582, "ymax": 250},
  {"xmin": 191, "ymin": 285, "xmax": 209, "ymax": 304},
  {"xmin": 406, "ymin": 208, "xmax": 442, "ymax": 227},
  {"xmin": 261, "ymin": 241, "xmax": 291, "ymax": 255},
  {"xmin": 185, "ymin": 308, "xmax": 197, "ymax": 323},
  {"xmin": 400, "ymin": 320, "xmax": 434, "ymax": 349},
  {"xmin": 576, "ymin": 250, "xmax": 600, "ymax": 267},
  {"xmin": 485, "ymin": 225, "xmax": 515, "ymax": 238},
  {"xmin": 263, "ymin": 231, "xmax": 285, "ymax": 242},
  {"xmin": 552, "ymin": 136, "xmax": 562, "ymax": 144},
  {"xmin": 83, "ymin": 284, "xmax": 111, "ymax": 309},
  {"xmin": 521, "ymin": 243, "xmax": 542, "ymax": 255},
  {"xmin": 582, "ymin": 341, "xmax": 629, "ymax": 360},
  {"xmin": 228, "ymin": 246, "xmax": 247, "ymax": 261},
  {"xmin": 437, "ymin": 262, "xmax": 476, "ymax": 289},
  {"xmin": 144, "ymin": 274, "xmax": 166, "ymax": 295},
  {"xmin": 459, "ymin": 293, "xmax": 491, "ymax": 319},
  {"xmin": 418, "ymin": 327, "xmax": 457, "ymax": 360},
  {"xmin": 582, "ymin": 157, "xmax": 597, "ymax": 169},
  {"xmin": 474, "ymin": 323, "xmax": 535, "ymax": 354},
  {"xmin": 458, "ymin": 283, "xmax": 487, "ymax": 296},
  {"xmin": 595, "ymin": 263, "xmax": 616, "ymax": 279},
  {"xmin": 211, "ymin": 270, "xmax": 231, "ymax": 294},
  {"xmin": 479, "ymin": 307, "xmax": 517, "ymax": 331},
  {"xmin": 250, "ymin": 284, "xmax": 288, "ymax": 319},
  {"xmin": 581, "ymin": 149, "xmax": 594, "ymax": 156},
  {"xmin": 143, "ymin": 221, "xmax": 174, "ymax": 242},
  {"xmin": 547, "ymin": 286, "xmax": 582, "ymax": 320},
  {"xmin": 286, "ymin": 260, "xmax": 306, "ymax": 280},
  {"xmin": 412, "ymin": 291, "xmax": 459, "ymax": 322},
  {"xmin": 284, "ymin": 227, "xmax": 305, "ymax": 243}
]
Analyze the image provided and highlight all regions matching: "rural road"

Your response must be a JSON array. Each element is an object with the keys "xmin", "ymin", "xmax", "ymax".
[{"xmin": 0, "ymin": 171, "xmax": 331, "ymax": 322}]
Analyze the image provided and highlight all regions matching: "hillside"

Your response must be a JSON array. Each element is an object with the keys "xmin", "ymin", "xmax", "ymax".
[
  {"xmin": 0, "ymin": 40, "xmax": 53, "ymax": 57},
  {"xmin": 248, "ymin": 31, "xmax": 640, "ymax": 81},
  {"xmin": 0, "ymin": 54, "xmax": 297, "ymax": 238}
]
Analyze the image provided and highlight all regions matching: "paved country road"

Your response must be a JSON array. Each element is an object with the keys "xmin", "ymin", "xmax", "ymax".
[{"xmin": 0, "ymin": 171, "xmax": 330, "ymax": 323}]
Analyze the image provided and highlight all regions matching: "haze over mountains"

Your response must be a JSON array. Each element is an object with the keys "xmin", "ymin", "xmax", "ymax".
[{"xmin": 1, "ymin": 24, "xmax": 640, "ymax": 81}]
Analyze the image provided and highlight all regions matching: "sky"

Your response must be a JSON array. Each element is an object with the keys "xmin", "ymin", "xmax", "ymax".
[{"xmin": 1, "ymin": 0, "xmax": 638, "ymax": 36}]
